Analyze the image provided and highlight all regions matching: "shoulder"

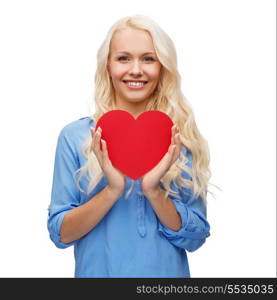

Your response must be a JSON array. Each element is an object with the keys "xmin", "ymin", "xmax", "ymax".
[
  {"xmin": 59, "ymin": 116, "xmax": 94, "ymax": 140},
  {"xmin": 58, "ymin": 116, "xmax": 95, "ymax": 151},
  {"xmin": 61, "ymin": 116, "xmax": 94, "ymax": 136}
]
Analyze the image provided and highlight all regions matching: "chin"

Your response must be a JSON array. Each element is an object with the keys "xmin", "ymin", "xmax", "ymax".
[{"xmin": 127, "ymin": 97, "xmax": 149, "ymax": 103}]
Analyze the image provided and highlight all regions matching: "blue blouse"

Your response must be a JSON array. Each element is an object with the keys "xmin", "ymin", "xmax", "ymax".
[{"xmin": 47, "ymin": 116, "xmax": 210, "ymax": 278}]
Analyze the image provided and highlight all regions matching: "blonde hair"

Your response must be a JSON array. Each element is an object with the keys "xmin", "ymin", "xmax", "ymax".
[{"xmin": 75, "ymin": 15, "xmax": 216, "ymax": 202}]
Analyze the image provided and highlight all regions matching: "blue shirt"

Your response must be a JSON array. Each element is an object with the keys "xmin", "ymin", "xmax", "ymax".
[{"xmin": 47, "ymin": 116, "xmax": 210, "ymax": 278}]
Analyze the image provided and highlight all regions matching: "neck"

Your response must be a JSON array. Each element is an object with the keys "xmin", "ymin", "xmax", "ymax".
[{"xmin": 115, "ymin": 98, "xmax": 150, "ymax": 119}]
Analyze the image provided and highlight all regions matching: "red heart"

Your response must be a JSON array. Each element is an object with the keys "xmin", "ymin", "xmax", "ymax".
[{"xmin": 95, "ymin": 110, "xmax": 174, "ymax": 180}]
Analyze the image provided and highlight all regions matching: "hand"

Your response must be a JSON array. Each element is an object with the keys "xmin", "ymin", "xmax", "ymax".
[
  {"xmin": 91, "ymin": 126, "xmax": 126, "ymax": 195},
  {"xmin": 141, "ymin": 124, "xmax": 181, "ymax": 194}
]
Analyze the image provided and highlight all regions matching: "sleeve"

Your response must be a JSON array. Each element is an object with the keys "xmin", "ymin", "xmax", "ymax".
[
  {"xmin": 158, "ymin": 148, "xmax": 210, "ymax": 252},
  {"xmin": 47, "ymin": 126, "xmax": 81, "ymax": 249}
]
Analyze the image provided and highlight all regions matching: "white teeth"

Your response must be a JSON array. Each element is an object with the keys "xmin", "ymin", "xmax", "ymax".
[{"xmin": 126, "ymin": 81, "xmax": 145, "ymax": 87}]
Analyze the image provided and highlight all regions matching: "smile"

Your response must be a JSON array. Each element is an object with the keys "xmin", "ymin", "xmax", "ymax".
[{"xmin": 122, "ymin": 80, "xmax": 148, "ymax": 90}]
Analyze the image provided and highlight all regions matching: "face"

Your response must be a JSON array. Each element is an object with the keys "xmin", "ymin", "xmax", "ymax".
[{"xmin": 107, "ymin": 28, "xmax": 162, "ymax": 110}]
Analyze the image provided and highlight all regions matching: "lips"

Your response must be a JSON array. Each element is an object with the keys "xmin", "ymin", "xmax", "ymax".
[
  {"xmin": 122, "ymin": 80, "xmax": 148, "ymax": 89},
  {"xmin": 122, "ymin": 80, "xmax": 148, "ymax": 83}
]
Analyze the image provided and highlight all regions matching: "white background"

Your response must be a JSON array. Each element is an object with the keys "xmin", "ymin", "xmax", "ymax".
[{"xmin": 0, "ymin": 0, "xmax": 275, "ymax": 277}]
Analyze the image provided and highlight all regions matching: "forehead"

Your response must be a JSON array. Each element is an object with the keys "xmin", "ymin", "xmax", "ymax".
[{"xmin": 110, "ymin": 28, "xmax": 155, "ymax": 54}]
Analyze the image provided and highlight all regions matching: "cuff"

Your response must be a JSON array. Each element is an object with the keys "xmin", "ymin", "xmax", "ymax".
[
  {"xmin": 158, "ymin": 199, "xmax": 210, "ymax": 240},
  {"xmin": 48, "ymin": 210, "xmax": 77, "ymax": 249}
]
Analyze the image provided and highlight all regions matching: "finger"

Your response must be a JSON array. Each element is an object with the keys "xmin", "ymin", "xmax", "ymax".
[
  {"xmin": 92, "ymin": 128, "xmax": 103, "ymax": 165},
  {"xmin": 160, "ymin": 130, "xmax": 180, "ymax": 171},
  {"xmin": 94, "ymin": 127, "xmax": 102, "ymax": 153},
  {"xmin": 174, "ymin": 133, "xmax": 181, "ymax": 145},
  {"xmin": 171, "ymin": 124, "xmax": 178, "ymax": 144},
  {"xmin": 171, "ymin": 133, "xmax": 174, "ymax": 145},
  {"xmin": 169, "ymin": 131, "xmax": 178, "ymax": 150},
  {"xmin": 170, "ymin": 134, "xmax": 181, "ymax": 165},
  {"xmin": 172, "ymin": 139, "xmax": 181, "ymax": 164},
  {"xmin": 172, "ymin": 129, "xmax": 181, "ymax": 147},
  {"xmin": 171, "ymin": 146, "xmax": 180, "ymax": 164},
  {"xmin": 101, "ymin": 139, "xmax": 109, "ymax": 161},
  {"xmin": 160, "ymin": 144, "xmax": 176, "ymax": 169},
  {"xmin": 153, "ymin": 144, "xmax": 174, "ymax": 175},
  {"xmin": 90, "ymin": 127, "xmax": 96, "ymax": 149},
  {"xmin": 170, "ymin": 144, "xmax": 176, "ymax": 155},
  {"xmin": 167, "ymin": 146, "xmax": 177, "ymax": 167},
  {"xmin": 166, "ymin": 144, "xmax": 176, "ymax": 160},
  {"xmin": 90, "ymin": 127, "xmax": 95, "ymax": 136},
  {"xmin": 171, "ymin": 124, "xmax": 176, "ymax": 134}
]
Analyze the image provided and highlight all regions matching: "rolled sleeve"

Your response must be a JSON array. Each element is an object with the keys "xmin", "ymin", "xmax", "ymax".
[
  {"xmin": 158, "ymin": 148, "xmax": 210, "ymax": 252},
  {"xmin": 47, "ymin": 126, "xmax": 81, "ymax": 249},
  {"xmin": 47, "ymin": 209, "xmax": 76, "ymax": 249},
  {"xmin": 158, "ymin": 193, "xmax": 210, "ymax": 252}
]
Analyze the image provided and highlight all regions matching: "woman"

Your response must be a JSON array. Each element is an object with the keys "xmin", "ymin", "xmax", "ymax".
[{"xmin": 47, "ymin": 15, "xmax": 212, "ymax": 278}]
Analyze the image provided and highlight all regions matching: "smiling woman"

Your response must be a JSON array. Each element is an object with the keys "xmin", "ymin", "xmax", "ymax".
[{"xmin": 47, "ymin": 14, "xmax": 213, "ymax": 278}]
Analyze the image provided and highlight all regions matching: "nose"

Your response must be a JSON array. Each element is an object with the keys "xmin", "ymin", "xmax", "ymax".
[{"xmin": 129, "ymin": 60, "xmax": 142, "ymax": 77}]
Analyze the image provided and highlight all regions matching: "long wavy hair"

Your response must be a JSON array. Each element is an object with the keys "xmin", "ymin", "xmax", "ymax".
[{"xmin": 75, "ymin": 15, "xmax": 216, "ymax": 202}]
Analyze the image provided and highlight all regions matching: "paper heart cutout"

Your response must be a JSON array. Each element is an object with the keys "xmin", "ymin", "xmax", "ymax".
[{"xmin": 95, "ymin": 110, "xmax": 174, "ymax": 180}]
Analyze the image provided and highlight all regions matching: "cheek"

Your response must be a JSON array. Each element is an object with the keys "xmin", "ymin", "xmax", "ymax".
[
  {"xmin": 146, "ymin": 65, "xmax": 161, "ymax": 81},
  {"xmin": 109, "ymin": 64, "xmax": 127, "ymax": 79}
]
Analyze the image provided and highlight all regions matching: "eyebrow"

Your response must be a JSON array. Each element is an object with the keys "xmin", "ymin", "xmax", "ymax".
[{"xmin": 115, "ymin": 51, "xmax": 156, "ymax": 55}]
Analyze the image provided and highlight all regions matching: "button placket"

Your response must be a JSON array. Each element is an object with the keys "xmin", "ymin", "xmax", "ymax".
[{"xmin": 137, "ymin": 193, "xmax": 146, "ymax": 237}]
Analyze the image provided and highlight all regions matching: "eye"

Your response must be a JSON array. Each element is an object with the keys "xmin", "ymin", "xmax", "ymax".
[
  {"xmin": 144, "ymin": 56, "xmax": 155, "ymax": 62},
  {"xmin": 117, "ymin": 56, "xmax": 129, "ymax": 61}
]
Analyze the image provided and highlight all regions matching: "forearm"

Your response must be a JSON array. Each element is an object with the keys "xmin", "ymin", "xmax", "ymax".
[
  {"xmin": 144, "ymin": 187, "xmax": 182, "ymax": 232},
  {"xmin": 60, "ymin": 185, "xmax": 122, "ymax": 244}
]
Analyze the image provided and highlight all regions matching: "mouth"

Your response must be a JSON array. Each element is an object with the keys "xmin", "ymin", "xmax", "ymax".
[{"xmin": 122, "ymin": 80, "xmax": 148, "ymax": 89}]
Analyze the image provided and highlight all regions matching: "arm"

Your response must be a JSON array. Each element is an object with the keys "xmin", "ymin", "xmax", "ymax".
[
  {"xmin": 143, "ymin": 187, "xmax": 182, "ymax": 232},
  {"xmin": 155, "ymin": 150, "xmax": 210, "ymax": 252},
  {"xmin": 140, "ymin": 123, "xmax": 210, "ymax": 252},
  {"xmin": 60, "ymin": 185, "xmax": 122, "ymax": 244},
  {"xmin": 157, "ymin": 187, "xmax": 210, "ymax": 252},
  {"xmin": 47, "ymin": 125, "xmax": 123, "ymax": 248}
]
